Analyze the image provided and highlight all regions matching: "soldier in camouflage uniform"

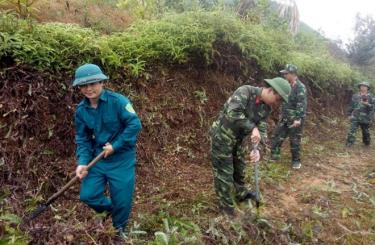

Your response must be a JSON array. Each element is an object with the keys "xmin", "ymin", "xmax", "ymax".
[
  {"xmin": 346, "ymin": 81, "xmax": 374, "ymax": 147},
  {"xmin": 209, "ymin": 77, "xmax": 291, "ymax": 216},
  {"xmin": 270, "ymin": 64, "xmax": 307, "ymax": 170}
]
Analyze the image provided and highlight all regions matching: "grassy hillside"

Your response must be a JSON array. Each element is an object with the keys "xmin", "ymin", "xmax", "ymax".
[{"xmin": 0, "ymin": 10, "xmax": 370, "ymax": 85}]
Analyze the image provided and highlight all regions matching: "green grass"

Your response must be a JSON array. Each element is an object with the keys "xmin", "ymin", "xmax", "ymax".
[{"xmin": 0, "ymin": 212, "xmax": 30, "ymax": 245}]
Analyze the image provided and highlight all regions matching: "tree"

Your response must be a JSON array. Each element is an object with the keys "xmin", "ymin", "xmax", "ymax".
[
  {"xmin": 236, "ymin": 0, "xmax": 299, "ymax": 35},
  {"xmin": 236, "ymin": 0, "xmax": 257, "ymax": 17},
  {"xmin": 0, "ymin": 0, "xmax": 40, "ymax": 19},
  {"xmin": 347, "ymin": 14, "xmax": 375, "ymax": 73},
  {"xmin": 276, "ymin": 0, "xmax": 299, "ymax": 35}
]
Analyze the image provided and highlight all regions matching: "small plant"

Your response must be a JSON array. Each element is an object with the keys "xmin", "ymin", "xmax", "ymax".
[
  {"xmin": 127, "ymin": 57, "xmax": 146, "ymax": 77},
  {"xmin": 24, "ymin": 194, "xmax": 44, "ymax": 212},
  {"xmin": 191, "ymin": 202, "xmax": 206, "ymax": 216},
  {"xmin": 150, "ymin": 217, "xmax": 202, "ymax": 244},
  {"xmin": 0, "ymin": 212, "xmax": 30, "ymax": 244},
  {"xmin": 194, "ymin": 89, "xmax": 208, "ymax": 104},
  {"xmin": 341, "ymin": 207, "xmax": 353, "ymax": 218},
  {"xmin": 257, "ymin": 162, "xmax": 290, "ymax": 184},
  {"xmin": 301, "ymin": 221, "xmax": 314, "ymax": 240},
  {"xmin": 313, "ymin": 145, "xmax": 325, "ymax": 152},
  {"xmin": 311, "ymin": 205, "xmax": 329, "ymax": 219}
]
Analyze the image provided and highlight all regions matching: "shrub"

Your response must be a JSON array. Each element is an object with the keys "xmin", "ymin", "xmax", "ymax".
[{"xmin": 0, "ymin": 10, "xmax": 371, "ymax": 87}]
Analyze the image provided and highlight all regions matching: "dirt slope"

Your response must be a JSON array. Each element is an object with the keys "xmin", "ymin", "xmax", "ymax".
[{"xmin": 0, "ymin": 66, "xmax": 374, "ymax": 244}]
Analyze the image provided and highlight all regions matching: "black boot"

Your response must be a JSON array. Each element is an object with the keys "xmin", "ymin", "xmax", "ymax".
[
  {"xmin": 219, "ymin": 205, "xmax": 236, "ymax": 217},
  {"xmin": 237, "ymin": 191, "xmax": 257, "ymax": 202}
]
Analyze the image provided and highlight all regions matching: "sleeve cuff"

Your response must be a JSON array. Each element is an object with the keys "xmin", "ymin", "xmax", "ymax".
[
  {"xmin": 248, "ymin": 122, "xmax": 256, "ymax": 131},
  {"xmin": 77, "ymin": 156, "xmax": 91, "ymax": 165},
  {"xmin": 111, "ymin": 141, "xmax": 121, "ymax": 152}
]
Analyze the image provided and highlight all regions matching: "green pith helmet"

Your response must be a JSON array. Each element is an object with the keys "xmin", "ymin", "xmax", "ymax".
[
  {"xmin": 357, "ymin": 81, "xmax": 371, "ymax": 90},
  {"xmin": 72, "ymin": 64, "xmax": 109, "ymax": 87},
  {"xmin": 280, "ymin": 64, "xmax": 298, "ymax": 74},
  {"xmin": 264, "ymin": 77, "xmax": 291, "ymax": 102}
]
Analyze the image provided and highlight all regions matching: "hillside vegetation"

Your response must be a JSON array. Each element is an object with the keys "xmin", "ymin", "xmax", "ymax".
[{"xmin": 0, "ymin": 8, "xmax": 370, "ymax": 87}]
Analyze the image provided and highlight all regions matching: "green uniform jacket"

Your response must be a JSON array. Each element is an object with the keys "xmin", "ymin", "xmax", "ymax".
[
  {"xmin": 281, "ymin": 79, "xmax": 307, "ymax": 123},
  {"xmin": 347, "ymin": 93, "xmax": 375, "ymax": 124},
  {"xmin": 215, "ymin": 85, "xmax": 271, "ymax": 140}
]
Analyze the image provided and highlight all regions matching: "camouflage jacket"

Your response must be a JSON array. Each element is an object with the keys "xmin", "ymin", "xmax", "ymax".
[
  {"xmin": 281, "ymin": 80, "xmax": 307, "ymax": 123},
  {"xmin": 347, "ymin": 93, "xmax": 375, "ymax": 124},
  {"xmin": 215, "ymin": 85, "xmax": 271, "ymax": 140}
]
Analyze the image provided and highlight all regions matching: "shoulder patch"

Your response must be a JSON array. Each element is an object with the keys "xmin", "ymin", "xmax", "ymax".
[{"xmin": 125, "ymin": 103, "xmax": 136, "ymax": 113}]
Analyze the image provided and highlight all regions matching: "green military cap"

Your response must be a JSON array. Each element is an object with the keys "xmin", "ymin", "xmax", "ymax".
[
  {"xmin": 280, "ymin": 64, "xmax": 298, "ymax": 74},
  {"xmin": 264, "ymin": 77, "xmax": 291, "ymax": 102},
  {"xmin": 357, "ymin": 81, "xmax": 371, "ymax": 90}
]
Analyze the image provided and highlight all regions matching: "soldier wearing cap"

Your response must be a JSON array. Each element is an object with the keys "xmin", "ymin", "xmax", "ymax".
[
  {"xmin": 209, "ymin": 77, "xmax": 291, "ymax": 216},
  {"xmin": 346, "ymin": 81, "xmax": 374, "ymax": 147},
  {"xmin": 72, "ymin": 64, "xmax": 142, "ymax": 238},
  {"xmin": 270, "ymin": 64, "xmax": 307, "ymax": 169}
]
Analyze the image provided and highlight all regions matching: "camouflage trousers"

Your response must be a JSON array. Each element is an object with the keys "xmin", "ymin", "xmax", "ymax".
[
  {"xmin": 346, "ymin": 120, "xmax": 371, "ymax": 146},
  {"xmin": 209, "ymin": 121, "xmax": 250, "ymax": 208},
  {"xmin": 271, "ymin": 120, "xmax": 304, "ymax": 162}
]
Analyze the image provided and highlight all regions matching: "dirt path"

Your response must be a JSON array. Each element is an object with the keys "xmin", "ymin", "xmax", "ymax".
[
  {"xmin": 132, "ymin": 121, "xmax": 375, "ymax": 244},
  {"xmin": 249, "ymin": 122, "xmax": 375, "ymax": 244},
  {"xmin": 261, "ymin": 143, "xmax": 374, "ymax": 244}
]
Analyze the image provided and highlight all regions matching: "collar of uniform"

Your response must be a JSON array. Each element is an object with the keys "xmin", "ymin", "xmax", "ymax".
[
  {"xmin": 255, "ymin": 96, "xmax": 262, "ymax": 104},
  {"xmin": 99, "ymin": 89, "xmax": 108, "ymax": 102},
  {"xmin": 291, "ymin": 79, "xmax": 298, "ymax": 88},
  {"xmin": 83, "ymin": 89, "xmax": 108, "ymax": 108},
  {"xmin": 255, "ymin": 87, "xmax": 262, "ymax": 104},
  {"xmin": 255, "ymin": 87, "xmax": 262, "ymax": 96}
]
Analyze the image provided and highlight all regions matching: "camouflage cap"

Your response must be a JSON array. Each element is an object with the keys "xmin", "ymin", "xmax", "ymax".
[
  {"xmin": 357, "ymin": 81, "xmax": 371, "ymax": 89},
  {"xmin": 280, "ymin": 64, "xmax": 298, "ymax": 74},
  {"xmin": 264, "ymin": 77, "xmax": 291, "ymax": 102}
]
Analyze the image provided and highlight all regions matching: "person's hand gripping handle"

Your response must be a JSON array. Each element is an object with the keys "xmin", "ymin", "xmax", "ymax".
[{"xmin": 250, "ymin": 143, "xmax": 260, "ymax": 164}]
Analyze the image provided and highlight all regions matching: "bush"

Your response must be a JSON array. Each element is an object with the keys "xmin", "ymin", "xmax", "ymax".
[{"xmin": 0, "ymin": 10, "xmax": 370, "ymax": 87}]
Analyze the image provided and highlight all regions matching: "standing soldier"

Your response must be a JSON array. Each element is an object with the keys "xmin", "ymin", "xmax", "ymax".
[
  {"xmin": 209, "ymin": 77, "xmax": 291, "ymax": 216},
  {"xmin": 346, "ymin": 81, "xmax": 374, "ymax": 147},
  {"xmin": 72, "ymin": 64, "xmax": 142, "ymax": 239},
  {"xmin": 270, "ymin": 64, "xmax": 307, "ymax": 170}
]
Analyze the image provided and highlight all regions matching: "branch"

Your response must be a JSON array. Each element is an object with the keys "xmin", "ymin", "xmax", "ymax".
[{"xmin": 335, "ymin": 222, "xmax": 375, "ymax": 241}]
